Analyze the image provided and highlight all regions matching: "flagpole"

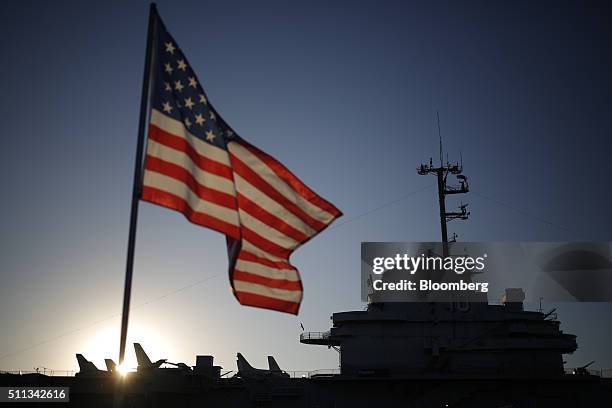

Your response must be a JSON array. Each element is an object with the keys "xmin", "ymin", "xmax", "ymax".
[{"xmin": 118, "ymin": 2, "xmax": 157, "ymax": 366}]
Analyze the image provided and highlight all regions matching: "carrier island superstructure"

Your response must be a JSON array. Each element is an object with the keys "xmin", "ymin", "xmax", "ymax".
[{"xmin": 300, "ymin": 154, "xmax": 577, "ymax": 379}]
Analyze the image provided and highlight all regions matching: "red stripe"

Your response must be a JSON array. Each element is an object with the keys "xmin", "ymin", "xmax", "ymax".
[
  {"xmin": 242, "ymin": 227, "xmax": 292, "ymax": 259},
  {"xmin": 142, "ymin": 186, "xmax": 241, "ymax": 240},
  {"xmin": 230, "ymin": 152, "xmax": 328, "ymax": 232},
  {"xmin": 238, "ymin": 139, "xmax": 342, "ymax": 218},
  {"xmin": 144, "ymin": 155, "xmax": 237, "ymax": 210},
  {"xmin": 233, "ymin": 270, "xmax": 302, "ymax": 291},
  {"xmin": 236, "ymin": 192, "xmax": 310, "ymax": 243},
  {"xmin": 237, "ymin": 251, "xmax": 294, "ymax": 270},
  {"xmin": 148, "ymin": 124, "xmax": 233, "ymax": 180},
  {"xmin": 234, "ymin": 291, "xmax": 301, "ymax": 315}
]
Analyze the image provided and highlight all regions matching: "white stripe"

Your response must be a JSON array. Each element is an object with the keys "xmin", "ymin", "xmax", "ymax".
[
  {"xmin": 241, "ymin": 240, "xmax": 287, "ymax": 263},
  {"xmin": 238, "ymin": 209, "xmax": 300, "ymax": 250},
  {"xmin": 150, "ymin": 109, "xmax": 230, "ymax": 166},
  {"xmin": 146, "ymin": 139, "xmax": 236, "ymax": 196},
  {"xmin": 234, "ymin": 280, "xmax": 302, "ymax": 302},
  {"xmin": 234, "ymin": 259, "xmax": 300, "ymax": 282},
  {"xmin": 233, "ymin": 173, "xmax": 317, "ymax": 237},
  {"xmin": 228, "ymin": 142, "xmax": 336, "ymax": 224},
  {"xmin": 143, "ymin": 171, "xmax": 240, "ymax": 227}
]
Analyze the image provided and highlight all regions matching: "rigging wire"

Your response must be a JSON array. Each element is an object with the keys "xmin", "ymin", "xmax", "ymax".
[
  {"xmin": 470, "ymin": 190, "xmax": 578, "ymax": 236},
  {"xmin": 326, "ymin": 184, "xmax": 435, "ymax": 231}
]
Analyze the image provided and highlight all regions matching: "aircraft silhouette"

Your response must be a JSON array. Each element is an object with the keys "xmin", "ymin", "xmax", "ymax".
[
  {"xmin": 75, "ymin": 354, "xmax": 107, "ymax": 377},
  {"xmin": 134, "ymin": 343, "xmax": 167, "ymax": 371},
  {"xmin": 236, "ymin": 353, "xmax": 289, "ymax": 379}
]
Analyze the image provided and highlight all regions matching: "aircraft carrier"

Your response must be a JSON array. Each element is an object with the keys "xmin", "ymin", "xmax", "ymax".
[{"xmin": 2, "ymin": 155, "xmax": 611, "ymax": 407}]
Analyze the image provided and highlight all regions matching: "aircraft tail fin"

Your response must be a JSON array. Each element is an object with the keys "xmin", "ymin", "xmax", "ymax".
[
  {"xmin": 267, "ymin": 356, "xmax": 282, "ymax": 372},
  {"xmin": 134, "ymin": 343, "xmax": 152, "ymax": 367},
  {"xmin": 76, "ymin": 354, "xmax": 98, "ymax": 372},
  {"xmin": 104, "ymin": 359, "xmax": 116, "ymax": 372},
  {"xmin": 236, "ymin": 353, "xmax": 254, "ymax": 372}
]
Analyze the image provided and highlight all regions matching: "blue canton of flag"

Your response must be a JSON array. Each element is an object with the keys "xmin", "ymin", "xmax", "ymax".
[{"xmin": 151, "ymin": 21, "xmax": 232, "ymax": 149}]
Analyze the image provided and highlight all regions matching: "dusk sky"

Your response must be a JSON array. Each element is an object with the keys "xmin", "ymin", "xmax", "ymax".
[{"xmin": 1, "ymin": 0, "xmax": 611, "ymax": 374}]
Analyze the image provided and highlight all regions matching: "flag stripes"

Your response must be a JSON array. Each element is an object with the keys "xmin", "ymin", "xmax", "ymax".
[
  {"xmin": 229, "ymin": 152, "xmax": 330, "ymax": 232},
  {"xmin": 144, "ymin": 156, "xmax": 237, "ymax": 209},
  {"xmin": 234, "ymin": 258, "xmax": 300, "ymax": 281},
  {"xmin": 230, "ymin": 141, "xmax": 340, "ymax": 221},
  {"xmin": 233, "ymin": 175, "xmax": 318, "ymax": 237},
  {"xmin": 142, "ymin": 16, "xmax": 341, "ymax": 313},
  {"xmin": 141, "ymin": 186, "xmax": 242, "ymax": 238},
  {"xmin": 235, "ymin": 193, "xmax": 312, "ymax": 243},
  {"xmin": 142, "ymin": 108, "xmax": 341, "ymax": 313}
]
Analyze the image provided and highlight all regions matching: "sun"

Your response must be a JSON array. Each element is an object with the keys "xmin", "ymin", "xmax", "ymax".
[{"xmin": 116, "ymin": 363, "xmax": 130, "ymax": 377}]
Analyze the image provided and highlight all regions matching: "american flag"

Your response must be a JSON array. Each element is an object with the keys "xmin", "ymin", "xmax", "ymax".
[{"xmin": 141, "ymin": 12, "xmax": 342, "ymax": 314}]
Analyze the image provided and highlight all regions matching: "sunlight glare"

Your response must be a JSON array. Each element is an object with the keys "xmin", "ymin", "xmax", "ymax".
[{"xmin": 116, "ymin": 363, "xmax": 130, "ymax": 377}]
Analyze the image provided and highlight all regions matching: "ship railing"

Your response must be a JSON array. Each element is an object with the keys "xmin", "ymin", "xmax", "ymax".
[
  {"xmin": 300, "ymin": 331, "xmax": 331, "ymax": 341},
  {"xmin": 218, "ymin": 369, "xmax": 341, "ymax": 378},
  {"xmin": 1, "ymin": 368, "xmax": 342, "ymax": 378},
  {"xmin": 564, "ymin": 367, "xmax": 612, "ymax": 377},
  {"xmin": 305, "ymin": 368, "xmax": 341, "ymax": 377},
  {"xmin": 0, "ymin": 370, "xmax": 76, "ymax": 376},
  {"xmin": 278, "ymin": 368, "xmax": 340, "ymax": 378}
]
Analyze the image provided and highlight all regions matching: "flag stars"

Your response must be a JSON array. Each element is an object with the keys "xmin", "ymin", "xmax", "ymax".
[
  {"xmin": 209, "ymin": 110, "xmax": 216, "ymax": 121},
  {"xmin": 165, "ymin": 41, "xmax": 176, "ymax": 54},
  {"xmin": 174, "ymin": 80, "xmax": 184, "ymax": 92},
  {"xmin": 194, "ymin": 113, "xmax": 206, "ymax": 126},
  {"xmin": 205, "ymin": 130, "xmax": 216, "ymax": 142},
  {"xmin": 162, "ymin": 101, "xmax": 173, "ymax": 114},
  {"xmin": 177, "ymin": 59, "xmax": 188, "ymax": 71},
  {"xmin": 164, "ymin": 82, "xmax": 172, "ymax": 92},
  {"xmin": 188, "ymin": 77, "xmax": 198, "ymax": 88},
  {"xmin": 184, "ymin": 97, "xmax": 194, "ymax": 110},
  {"xmin": 184, "ymin": 117, "xmax": 192, "ymax": 128},
  {"xmin": 164, "ymin": 62, "xmax": 173, "ymax": 74},
  {"xmin": 199, "ymin": 94, "xmax": 207, "ymax": 105}
]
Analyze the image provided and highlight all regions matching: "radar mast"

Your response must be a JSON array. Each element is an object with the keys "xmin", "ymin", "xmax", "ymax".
[{"xmin": 417, "ymin": 112, "xmax": 470, "ymax": 243}]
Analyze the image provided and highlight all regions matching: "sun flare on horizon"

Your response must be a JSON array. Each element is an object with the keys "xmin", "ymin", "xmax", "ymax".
[{"xmin": 116, "ymin": 362, "xmax": 130, "ymax": 377}]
